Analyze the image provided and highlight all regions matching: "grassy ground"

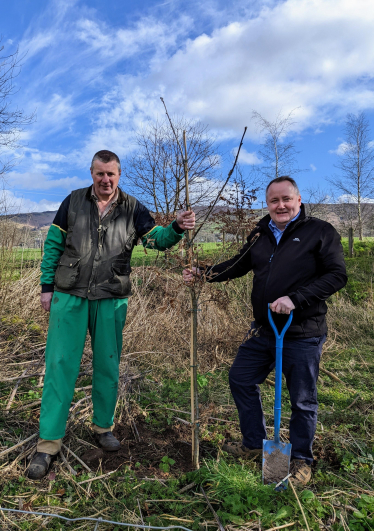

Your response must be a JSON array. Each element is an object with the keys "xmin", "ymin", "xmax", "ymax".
[{"xmin": 0, "ymin": 248, "xmax": 373, "ymax": 530}]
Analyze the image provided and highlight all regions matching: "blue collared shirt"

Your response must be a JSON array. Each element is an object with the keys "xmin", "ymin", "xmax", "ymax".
[{"xmin": 269, "ymin": 211, "xmax": 300, "ymax": 244}]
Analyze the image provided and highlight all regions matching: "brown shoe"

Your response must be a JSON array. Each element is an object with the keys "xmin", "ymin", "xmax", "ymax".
[
  {"xmin": 290, "ymin": 459, "xmax": 312, "ymax": 486},
  {"xmin": 222, "ymin": 441, "xmax": 262, "ymax": 458}
]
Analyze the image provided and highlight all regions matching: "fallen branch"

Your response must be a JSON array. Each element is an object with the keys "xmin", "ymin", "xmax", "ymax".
[
  {"xmin": 1, "ymin": 370, "xmax": 91, "ymax": 384},
  {"xmin": 16, "ymin": 400, "xmax": 42, "ymax": 412},
  {"xmin": 265, "ymin": 378, "xmax": 275, "ymax": 387},
  {"xmin": 5, "ymin": 368, "xmax": 29, "ymax": 414},
  {"xmin": 200, "ymin": 486, "xmax": 225, "ymax": 531},
  {"xmin": 59, "ymin": 450, "xmax": 77, "ymax": 476},
  {"xmin": 289, "ymin": 479, "xmax": 310, "ymax": 531},
  {"xmin": 0, "ymin": 433, "xmax": 38, "ymax": 459},
  {"xmin": 264, "ymin": 524, "xmax": 295, "ymax": 531},
  {"xmin": 346, "ymin": 394, "xmax": 361, "ymax": 410},
  {"xmin": 174, "ymin": 417, "xmax": 193, "ymax": 426},
  {"xmin": 178, "ymin": 482, "xmax": 196, "ymax": 494},
  {"xmin": 61, "ymin": 443, "xmax": 92, "ymax": 473},
  {"xmin": 319, "ymin": 367, "xmax": 345, "ymax": 385},
  {"xmin": 78, "ymin": 469, "xmax": 118, "ymax": 485}
]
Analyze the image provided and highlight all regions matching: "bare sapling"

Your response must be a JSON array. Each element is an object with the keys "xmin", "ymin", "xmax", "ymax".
[{"xmin": 160, "ymin": 96, "xmax": 247, "ymax": 468}]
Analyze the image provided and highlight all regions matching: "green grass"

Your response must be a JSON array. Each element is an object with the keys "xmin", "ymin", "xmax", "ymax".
[{"xmin": 0, "ymin": 252, "xmax": 373, "ymax": 530}]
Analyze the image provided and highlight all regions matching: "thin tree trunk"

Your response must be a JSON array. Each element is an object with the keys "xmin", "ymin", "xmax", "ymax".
[
  {"xmin": 190, "ymin": 290, "xmax": 199, "ymax": 469},
  {"xmin": 183, "ymin": 130, "xmax": 200, "ymax": 469}
]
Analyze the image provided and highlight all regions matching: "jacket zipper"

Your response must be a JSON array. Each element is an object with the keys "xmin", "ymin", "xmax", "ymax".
[{"xmin": 263, "ymin": 218, "xmax": 305, "ymax": 307}]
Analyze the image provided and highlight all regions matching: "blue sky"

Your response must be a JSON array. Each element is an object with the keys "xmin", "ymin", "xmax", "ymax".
[{"xmin": 1, "ymin": 0, "xmax": 374, "ymax": 212}]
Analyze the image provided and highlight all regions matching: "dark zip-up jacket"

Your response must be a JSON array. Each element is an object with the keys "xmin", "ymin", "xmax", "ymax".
[{"xmin": 206, "ymin": 205, "xmax": 347, "ymax": 338}]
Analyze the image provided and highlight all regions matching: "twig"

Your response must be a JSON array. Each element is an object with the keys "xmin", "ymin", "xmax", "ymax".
[
  {"xmin": 174, "ymin": 417, "xmax": 193, "ymax": 426},
  {"xmin": 59, "ymin": 450, "xmax": 77, "ymax": 476},
  {"xmin": 137, "ymin": 499, "xmax": 144, "ymax": 526},
  {"xmin": 327, "ymin": 472, "xmax": 374, "ymax": 495},
  {"xmin": 319, "ymin": 367, "xmax": 345, "ymax": 384},
  {"xmin": 289, "ymin": 479, "xmax": 310, "ymax": 531},
  {"xmin": 0, "ymin": 433, "xmax": 38, "ymax": 458},
  {"xmin": 61, "ymin": 443, "xmax": 92, "ymax": 473},
  {"xmin": 200, "ymin": 486, "xmax": 225, "ymax": 531},
  {"xmin": 264, "ymin": 524, "xmax": 295, "ymax": 531},
  {"xmin": 265, "ymin": 378, "xmax": 275, "ymax": 387},
  {"xmin": 346, "ymin": 394, "xmax": 361, "ymax": 410},
  {"xmin": 145, "ymin": 499, "xmax": 200, "ymax": 504},
  {"xmin": 178, "ymin": 482, "xmax": 196, "ymax": 494},
  {"xmin": 16, "ymin": 400, "xmax": 42, "ymax": 412},
  {"xmin": 5, "ymin": 368, "xmax": 29, "ymax": 414},
  {"xmin": 38, "ymin": 363, "xmax": 46, "ymax": 387},
  {"xmin": 78, "ymin": 469, "xmax": 118, "ymax": 485}
]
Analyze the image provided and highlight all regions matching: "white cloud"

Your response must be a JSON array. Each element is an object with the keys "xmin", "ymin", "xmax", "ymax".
[
  {"xmin": 234, "ymin": 147, "xmax": 262, "ymax": 165},
  {"xmin": 338, "ymin": 194, "xmax": 374, "ymax": 204},
  {"xmin": 102, "ymin": 0, "xmax": 374, "ymax": 140},
  {"xmin": 310, "ymin": 164, "xmax": 317, "ymax": 171},
  {"xmin": 0, "ymin": 190, "xmax": 61, "ymax": 214},
  {"xmin": 6, "ymin": 171, "xmax": 92, "ymax": 191},
  {"xmin": 329, "ymin": 142, "xmax": 351, "ymax": 156},
  {"xmin": 75, "ymin": 15, "xmax": 191, "ymax": 62}
]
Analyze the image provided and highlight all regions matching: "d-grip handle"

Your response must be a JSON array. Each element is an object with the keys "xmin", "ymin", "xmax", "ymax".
[{"xmin": 267, "ymin": 304, "xmax": 293, "ymax": 340}]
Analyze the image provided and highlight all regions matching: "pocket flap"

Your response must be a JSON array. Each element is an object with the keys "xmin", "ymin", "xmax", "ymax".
[
  {"xmin": 112, "ymin": 259, "xmax": 131, "ymax": 275},
  {"xmin": 58, "ymin": 255, "xmax": 80, "ymax": 267}
]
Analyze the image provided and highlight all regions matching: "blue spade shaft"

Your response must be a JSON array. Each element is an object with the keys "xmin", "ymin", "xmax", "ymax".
[{"xmin": 267, "ymin": 306, "xmax": 293, "ymax": 444}]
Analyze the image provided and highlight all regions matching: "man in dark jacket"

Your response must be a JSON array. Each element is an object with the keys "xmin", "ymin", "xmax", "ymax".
[
  {"xmin": 29, "ymin": 150, "xmax": 195, "ymax": 480},
  {"xmin": 183, "ymin": 176, "xmax": 347, "ymax": 485}
]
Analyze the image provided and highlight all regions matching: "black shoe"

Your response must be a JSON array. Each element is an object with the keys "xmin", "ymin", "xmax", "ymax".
[
  {"xmin": 96, "ymin": 432, "xmax": 120, "ymax": 451},
  {"xmin": 28, "ymin": 452, "xmax": 54, "ymax": 480}
]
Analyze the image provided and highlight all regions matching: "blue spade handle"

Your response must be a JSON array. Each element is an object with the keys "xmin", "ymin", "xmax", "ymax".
[{"xmin": 268, "ymin": 305, "xmax": 293, "ymax": 444}]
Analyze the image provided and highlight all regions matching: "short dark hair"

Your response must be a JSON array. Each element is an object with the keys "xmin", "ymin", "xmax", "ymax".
[
  {"xmin": 91, "ymin": 150, "xmax": 121, "ymax": 171},
  {"xmin": 266, "ymin": 176, "xmax": 299, "ymax": 196}
]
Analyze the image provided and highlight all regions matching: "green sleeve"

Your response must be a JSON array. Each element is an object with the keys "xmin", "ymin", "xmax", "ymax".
[
  {"xmin": 40, "ymin": 224, "xmax": 67, "ymax": 287},
  {"xmin": 141, "ymin": 223, "xmax": 184, "ymax": 251}
]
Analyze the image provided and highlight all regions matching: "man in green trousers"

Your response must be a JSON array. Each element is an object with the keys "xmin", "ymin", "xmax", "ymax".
[{"xmin": 28, "ymin": 150, "xmax": 195, "ymax": 480}]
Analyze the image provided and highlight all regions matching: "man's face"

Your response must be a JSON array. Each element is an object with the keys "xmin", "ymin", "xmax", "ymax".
[
  {"xmin": 91, "ymin": 160, "xmax": 121, "ymax": 199},
  {"xmin": 266, "ymin": 181, "xmax": 301, "ymax": 230}
]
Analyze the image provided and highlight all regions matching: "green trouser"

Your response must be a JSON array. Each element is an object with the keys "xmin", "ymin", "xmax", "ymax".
[{"xmin": 39, "ymin": 292, "xmax": 128, "ymax": 440}]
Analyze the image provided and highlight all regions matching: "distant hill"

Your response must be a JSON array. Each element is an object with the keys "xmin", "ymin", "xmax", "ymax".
[{"xmin": 5, "ymin": 211, "xmax": 57, "ymax": 229}]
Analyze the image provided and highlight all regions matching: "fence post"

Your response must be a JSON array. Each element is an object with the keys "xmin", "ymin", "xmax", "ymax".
[{"xmin": 348, "ymin": 227, "xmax": 354, "ymax": 258}]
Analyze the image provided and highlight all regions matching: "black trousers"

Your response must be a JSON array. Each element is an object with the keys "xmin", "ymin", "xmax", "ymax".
[{"xmin": 229, "ymin": 327, "xmax": 326, "ymax": 465}]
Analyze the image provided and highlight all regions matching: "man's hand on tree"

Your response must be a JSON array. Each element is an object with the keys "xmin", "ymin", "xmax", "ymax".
[
  {"xmin": 182, "ymin": 267, "xmax": 201, "ymax": 285},
  {"xmin": 176, "ymin": 210, "xmax": 196, "ymax": 231},
  {"xmin": 41, "ymin": 292, "xmax": 53, "ymax": 312},
  {"xmin": 270, "ymin": 296, "xmax": 295, "ymax": 315}
]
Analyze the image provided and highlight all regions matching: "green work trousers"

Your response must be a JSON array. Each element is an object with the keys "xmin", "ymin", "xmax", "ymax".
[{"xmin": 39, "ymin": 292, "xmax": 128, "ymax": 440}]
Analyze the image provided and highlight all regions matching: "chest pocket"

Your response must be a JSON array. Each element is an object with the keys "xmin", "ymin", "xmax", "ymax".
[{"xmin": 54, "ymin": 255, "xmax": 81, "ymax": 290}]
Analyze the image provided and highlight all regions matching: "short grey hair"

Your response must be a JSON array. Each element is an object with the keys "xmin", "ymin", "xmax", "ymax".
[
  {"xmin": 91, "ymin": 150, "xmax": 121, "ymax": 171},
  {"xmin": 266, "ymin": 176, "xmax": 300, "ymax": 197}
]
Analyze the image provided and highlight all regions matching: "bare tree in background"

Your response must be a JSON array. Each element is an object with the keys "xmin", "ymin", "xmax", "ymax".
[
  {"xmin": 212, "ymin": 166, "xmax": 258, "ymax": 245},
  {"xmin": 123, "ymin": 117, "xmax": 220, "ymax": 219},
  {"xmin": 329, "ymin": 112, "xmax": 374, "ymax": 240},
  {"xmin": 0, "ymin": 43, "xmax": 35, "ymax": 179},
  {"xmin": 303, "ymin": 185, "xmax": 330, "ymax": 219},
  {"xmin": 252, "ymin": 108, "xmax": 302, "ymax": 181}
]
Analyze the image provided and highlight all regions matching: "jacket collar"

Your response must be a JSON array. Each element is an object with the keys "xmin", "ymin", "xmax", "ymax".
[{"xmin": 85, "ymin": 185, "xmax": 127, "ymax": 205}]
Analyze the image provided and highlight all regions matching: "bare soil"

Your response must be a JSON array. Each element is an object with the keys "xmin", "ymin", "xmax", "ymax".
[
  {"xmin": 262, "ymin": 448, "xmax": 290, "ymax": 484},
  {"xmin": 80, "ymin": 417, "xmax": 215, "ymax": 475}
]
